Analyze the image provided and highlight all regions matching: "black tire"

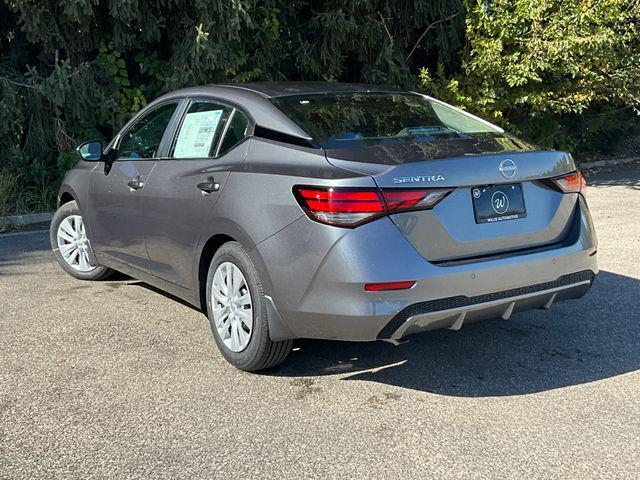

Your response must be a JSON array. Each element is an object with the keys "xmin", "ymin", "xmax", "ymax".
[
  {"xmin": 206, "ymin": 241, "xmax": 293, "ymax": 372},
  {"xmin": 50, "ymin": 200, "xmax": 113, "ymax": 281}
]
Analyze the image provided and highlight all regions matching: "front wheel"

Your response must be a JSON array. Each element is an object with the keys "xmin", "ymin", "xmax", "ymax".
[
  {"xmin": 50, "ymin": 200, "xmax": 113, "ymax": 281},
  {"xmin": 206, "ymin": 241, "xmax": 292, "ymax": 372}
]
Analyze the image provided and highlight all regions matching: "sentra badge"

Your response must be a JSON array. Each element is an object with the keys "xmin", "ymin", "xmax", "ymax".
[{"xmin": 393, "ymin": 175, "xmax": 446, "ymax": 184}]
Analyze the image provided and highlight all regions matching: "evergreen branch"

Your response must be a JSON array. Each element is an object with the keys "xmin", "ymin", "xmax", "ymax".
[
  {"xmin": 378, "ymin": 13, "xmax": 393, "ymax": 47},
  {"xmin": 405, "ymin": 12, "xmax": 461, "ymax": 62},
  {"xmin": 0, "ymin": 76, "xmax": 39, "ymax": 90},
  {"xmin": 55, "ymin": 118, "xmax": 76, "ymax": 150}
]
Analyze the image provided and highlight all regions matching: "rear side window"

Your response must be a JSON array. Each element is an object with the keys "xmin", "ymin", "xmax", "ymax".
[
  {"xmin": 218, "ymin": 110, "xmax": 250, "ymax": 156},
  {"xmin": 171, "ymin": 101, "xmax": 231, "ymax": 158},
  {"xmin": 118, "ymin": 102, "xmax": 178, "ymax": 159}
]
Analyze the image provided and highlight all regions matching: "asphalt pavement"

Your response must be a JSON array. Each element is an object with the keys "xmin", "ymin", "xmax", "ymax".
[{"xmin": 1, "ymin": 166, "xmax": 639, "ymax": 479}]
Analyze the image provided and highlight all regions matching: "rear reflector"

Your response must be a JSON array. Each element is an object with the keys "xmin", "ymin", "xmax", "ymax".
[
  {"xmin": 552, "ymin": 171, "xmax": 587, "ymax": 195},
  {"xmin": 364, "ymin": 281, "xmax": 416, "ymax": 292},
  {"xmin": 293, "ymin": 186, "xmax": 452, "ymax": 227}
]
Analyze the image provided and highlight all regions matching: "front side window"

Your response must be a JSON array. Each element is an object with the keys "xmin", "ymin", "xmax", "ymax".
[
  {"xmin": 218, "ymin": 110, "xmax": 250, "ymax": 156},
  {"xmin": 171, "ymin": 101, "xmax": 231, "ymax": 159},
  {"xmin": 270, "ymin": 93, "xmax": 502, "ymax": 149},
  {"xmin": 118, "ymin": 102, "xmax": 178, "ymax": 159}
]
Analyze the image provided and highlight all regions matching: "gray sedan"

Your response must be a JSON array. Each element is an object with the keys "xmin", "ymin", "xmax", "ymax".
[{"xmin": 51, "ymin": 82, "xmax": 598, "ymax": 371}]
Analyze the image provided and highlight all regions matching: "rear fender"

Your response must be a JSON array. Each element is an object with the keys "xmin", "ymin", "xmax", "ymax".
[
  {"xmin": 194, "ymin": 219, "xmax": 295, "ymax": 341},
  {"xmin": 194, "ymin": 218, "xmax": 276, "ymax": 308}
]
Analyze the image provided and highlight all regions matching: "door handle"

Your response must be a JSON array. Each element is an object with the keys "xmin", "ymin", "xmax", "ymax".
[
  {"xmin": 197, "ymin": 178, "xmax": 220, "ymax": 193},
  {"xmin": 127, "ymin": 179, "xmax": 145, "ymax": 190}
]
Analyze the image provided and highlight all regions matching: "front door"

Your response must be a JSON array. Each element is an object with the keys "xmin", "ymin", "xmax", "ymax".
[
  {"xmin": 142, "ymin": 100, "xmax": 252, "ymax": 289},
  {"xmin": 88, "ymin": 101, "xmax": 181, "ymax": 272}
]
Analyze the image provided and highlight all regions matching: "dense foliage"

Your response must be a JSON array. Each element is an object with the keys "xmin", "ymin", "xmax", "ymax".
[
  {"xmin": 0, "ymin": 0, "xmax": 638, "ymax": 213},
  {"xmin": 422, "ymin": 0, "xmax": 640, "ymax": 154}
]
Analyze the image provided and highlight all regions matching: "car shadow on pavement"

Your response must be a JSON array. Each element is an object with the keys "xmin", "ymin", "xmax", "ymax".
[
  {"xmin": 127, "ymin": 280, "xmax": 202, "ymax": 312},
  {"xmin": 273, "ymin": 271, "xmax": 640, "ymax": 397}
]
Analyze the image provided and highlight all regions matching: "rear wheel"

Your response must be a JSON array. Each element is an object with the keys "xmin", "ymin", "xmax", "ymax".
[
  {"xmin": 206, "ymin": 241, "xmax": 292, "ymax": 371},
  {"xmin": 50, "ymin": 201, "xmax": 113, "ymax": 281}
]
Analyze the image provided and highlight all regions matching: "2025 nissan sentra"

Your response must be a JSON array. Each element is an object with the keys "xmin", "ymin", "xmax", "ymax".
[{"xmin": 51, "ymin": 82, "xmax": 598, "ymax": 371}]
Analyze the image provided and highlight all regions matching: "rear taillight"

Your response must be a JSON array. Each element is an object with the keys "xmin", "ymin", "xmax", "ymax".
[
  {"xmin": 381, "ymin": 189, "xmax": 452, "ymax": 212},
  {"xmin": 293, "ymin": 186, "xmax": 385, "ymax": 227},
  {"xmin": 552, "ymin": 171, "xmax": 587, "ymax": 195},
  {"xmin": 293, "ymin": 187, "xmax": 385, "ymax": 227},
  {"xmin": 293, "ymin": 186, "xmax": 452, "ymax": 227}
]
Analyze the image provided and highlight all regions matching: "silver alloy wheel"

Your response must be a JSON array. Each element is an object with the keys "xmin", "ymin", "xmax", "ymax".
[
  {"xmin": 56, "ymin": 215, "xmax": 95, "ymax": 272},
  {"xmin": 211, "ymin": 262, "xmax": 254, "ymax": 352}
]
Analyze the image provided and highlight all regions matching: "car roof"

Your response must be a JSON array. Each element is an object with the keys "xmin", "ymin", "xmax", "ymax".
[{"xmin": 217, "ymin": 81, "xmax": 400, "ymax": 98}]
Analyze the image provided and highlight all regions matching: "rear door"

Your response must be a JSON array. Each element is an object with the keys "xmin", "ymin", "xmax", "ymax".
[
  {"xmin": 142, "ymin": 99, "xmax": 252, "ymax": 288},
  {"xmin": 88, "ymin": 101, "xmax": 181, "ymax": 271}
]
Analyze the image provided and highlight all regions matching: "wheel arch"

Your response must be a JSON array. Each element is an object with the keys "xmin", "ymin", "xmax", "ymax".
[
  {"xmin": 56, "ymin": 179, "xmax": 99, "ymax": 244},
  {"xmin": 59, "ymin": 191, "xmax": 75, "ymax": 206},
  {"xmin": 57, "ymin": 185, "xmax": 80, "ymax": 208},
  {"xmin": 194, "ymin": 220, "xmax": 275, "ymax": 314},
  {"xmin": 197, "ymin": 234, "xmax": 235, "ymax": 312}
]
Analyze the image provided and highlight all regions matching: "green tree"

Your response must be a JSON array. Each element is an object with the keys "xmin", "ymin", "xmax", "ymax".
[
  {"xmin": 421, "ymin": 0, "xmax": 640, "ymax": 154},
  {"xmin": 1, "ymin": 0, "xmax": 639, "ymax": 214},
  {"xmin": 1, "ymin": 0, "xmax": 464, "ymax": 213}
]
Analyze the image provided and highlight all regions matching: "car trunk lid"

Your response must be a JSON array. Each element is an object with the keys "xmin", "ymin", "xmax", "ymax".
[{"xmin": 325, "ymin": 142, "xmax": 579, "ymax": 262}]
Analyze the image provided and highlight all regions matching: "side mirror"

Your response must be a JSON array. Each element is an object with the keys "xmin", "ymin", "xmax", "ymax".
[{"xmin": 76, "ymin": 140, "xmax": 103, "ymax": 162}]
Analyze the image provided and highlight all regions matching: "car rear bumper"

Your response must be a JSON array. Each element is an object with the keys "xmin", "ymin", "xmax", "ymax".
[
  {"xmin": 378, "ymin": 270, "xmax": 594, "ymax": 340},
  {"xmin": 253, "ymin": 198, "xmax": 598, "ymax": 342}
]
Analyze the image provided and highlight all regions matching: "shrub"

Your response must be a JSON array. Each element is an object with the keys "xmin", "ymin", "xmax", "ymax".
[{"xmin": 420, "ymin": 0, "xmax": 640, "ymax": 156}]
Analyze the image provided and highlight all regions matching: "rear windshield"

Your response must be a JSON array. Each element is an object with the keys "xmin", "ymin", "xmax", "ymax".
[{"xmin": 270, "ymin": 92, "xmax": 502, "ymax": 149}]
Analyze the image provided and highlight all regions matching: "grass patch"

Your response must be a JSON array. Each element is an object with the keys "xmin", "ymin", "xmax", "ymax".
[{"xmin": 0, "ymin": 170, "xmax": 58, "ymax": 217}]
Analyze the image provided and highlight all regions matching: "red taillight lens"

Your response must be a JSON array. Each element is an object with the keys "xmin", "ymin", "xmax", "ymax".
[
  {"xmin": 293, "ymin": 187, "xmax": 385, "ymax": 227},
  {"xmin": 293, "ymin": 186, "xmax": 452, "ymax": 227},
  {"xmin": 382, "ymin": 189, "xmax": 452, "ymax": 212},
  {"xmin": 364, "ymin": 280, "xmax": 416, "ymax": 291},
  {"xmin": 552, "ymin": 171, "xmax": 587, "ymax": 195}
]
